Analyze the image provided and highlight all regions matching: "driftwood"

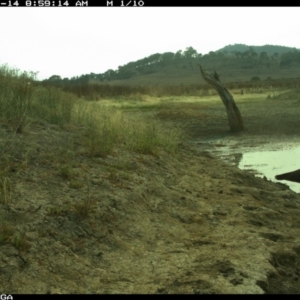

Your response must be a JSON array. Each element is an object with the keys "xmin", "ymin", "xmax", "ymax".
[{"xmin": 199, "ymin": 65, "xmax": 244, "ymax": 132}]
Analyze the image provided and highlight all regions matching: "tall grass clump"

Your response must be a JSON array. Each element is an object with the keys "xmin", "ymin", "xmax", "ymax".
[
  {"xmin": 0, "ymin": 65, "xmax": 35, "ymax": 133},
  {"xmin": 124, "ymin": 118, "xmax": 181, "ymax": 155},
  {"xmin": 31, "ymin": 86, "xmax": 75, "ymax": 126},
  {"xmin": 0, "ymin": 65, "xmax": 36, "ymax": 202},
  {"xmin": 0, "ymin": 65, "xmax": 78, "ymax": 203},
  {"xmin": 0, "ymin": 64, "xmax": 77, "ymax": 130},
  {"xmin": 72, "ymin": 101, "xmax": 182, "ymax": 157},
  {"xmin": 73, "ymin": 102, "xmax": 123, "ymax": 157}
]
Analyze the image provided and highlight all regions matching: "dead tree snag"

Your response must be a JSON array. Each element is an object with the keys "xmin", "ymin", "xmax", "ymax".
[{"xmin": 199, "ymin": 65, "xmax": 244, "ymax": 132}]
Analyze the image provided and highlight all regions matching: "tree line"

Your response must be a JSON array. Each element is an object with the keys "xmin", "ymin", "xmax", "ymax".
[{"xmin": 42, "ymin": 46, "xmax": 300, "ymax": 86}]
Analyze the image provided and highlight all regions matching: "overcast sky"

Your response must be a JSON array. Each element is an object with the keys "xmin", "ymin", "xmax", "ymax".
[{"xmin": 0, "ymin": 7, "xmax": 299, "ymax": 80}]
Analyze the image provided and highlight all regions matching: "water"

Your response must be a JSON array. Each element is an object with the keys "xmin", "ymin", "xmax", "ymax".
[{"xmin": 209, "ymin": 139, "xmax": 300, "ymax": 193}]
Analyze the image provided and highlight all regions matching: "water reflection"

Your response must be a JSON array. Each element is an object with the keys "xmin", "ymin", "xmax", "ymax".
[{"xmin": 215, "ymin": 143, "xmax": 300, "ymax": 193}]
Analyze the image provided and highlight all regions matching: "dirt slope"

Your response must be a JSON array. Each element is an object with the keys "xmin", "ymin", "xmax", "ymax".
[{"xmin": 1, "ymin": 97, "xmax": 300, "ymax": 294}]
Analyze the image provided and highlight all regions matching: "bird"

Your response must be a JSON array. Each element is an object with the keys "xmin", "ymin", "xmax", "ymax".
[
  {"xmin": 213, "ymin": 71, "xmax": 220, "ymax": 81},
  {"xmin": 275, "ymin": 169, "xmax": 300, "ymax": 183}
]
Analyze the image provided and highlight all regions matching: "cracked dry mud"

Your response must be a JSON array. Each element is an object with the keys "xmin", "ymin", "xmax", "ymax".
[{"xmin": 1, "ymin": 96, "xmax": 300, "ymax": 293}]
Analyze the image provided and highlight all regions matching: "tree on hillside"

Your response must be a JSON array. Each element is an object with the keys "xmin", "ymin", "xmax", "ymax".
[
  {"xmin": 234, "ymin": 51, "xmax": 242, "ymax": 59},
  {"xmin": 259, "ymin": 51, "xmax": 269, "ymax": 61},
  {"xmin": 48, "ymin": 75, "xmax": 62, "ymax": 81},
  {"xmin": 183, "ymin": 46, "xmax": 198, "ymax": 58},
  {"xmin": 259, "ymin": 51, "xmax": 270, "ymax": 68},
  {"xmin": 198, "ymin": 65, "xmax": 244, "ymax": 132},
  {"xmin": 159, "ymin": 52, "xmax": 174, "ymax": 67},
  {"xmin": 174, "ymin": 50, "xmax": 183, "ymax": 60},
  {"xmin": 147, "ymin": 53, "xmax": 161, "ymax": 64},
  {"xmin": 241, "ymin": 50, "xmax": 250, "ymax": 59},
  {"xmin": 251, "ymin": 51, "xmax": 258, "ymax": 59},
  {"xmin": 280, "ymin": 50, "xmax": 300, "ymax": 67},
  {"xmin": 161, "ymin": 52, "xmax": 174, "ymax": 62},
  {"xmin": 103, "ymin": 69, "xmax": 115, "ymax": 81}
]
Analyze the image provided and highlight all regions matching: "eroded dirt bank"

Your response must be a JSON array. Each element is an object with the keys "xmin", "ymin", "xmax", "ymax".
[{"xmin": 1, "ymin": 96, "xmax": 300, "ymax": 293}]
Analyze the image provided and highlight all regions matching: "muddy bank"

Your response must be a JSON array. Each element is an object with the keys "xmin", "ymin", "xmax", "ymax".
[{"xmin": 1, "ymin": 97, "xmax": 300, "ymax": 293}]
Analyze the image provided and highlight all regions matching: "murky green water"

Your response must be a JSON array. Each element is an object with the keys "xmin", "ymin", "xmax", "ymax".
[{"xmin": 202, "ymin": 138, "xmax": 300, "ymax": 193}]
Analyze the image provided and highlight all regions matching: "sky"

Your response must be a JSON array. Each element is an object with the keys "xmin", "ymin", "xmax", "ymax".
[{"xmin": 0, "ymin": 7, "xmax": 299, "ymax": 81}]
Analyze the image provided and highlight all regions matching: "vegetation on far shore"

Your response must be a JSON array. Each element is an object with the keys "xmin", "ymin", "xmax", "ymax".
[{"xmin": 42, "ymin": 43, "xmax": 300, "ymax": 89}]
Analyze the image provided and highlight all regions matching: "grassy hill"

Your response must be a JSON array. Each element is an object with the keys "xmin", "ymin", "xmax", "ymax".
[
  {"xmin": 41, "ymin": 44, "xmax": 300, "ymax": 98},
  {"xmin": 216, "ymin": 44, "xmax": 298, "ymax": 55}
]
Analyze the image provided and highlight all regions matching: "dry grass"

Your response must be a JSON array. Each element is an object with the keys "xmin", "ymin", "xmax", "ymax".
[{"xmin": 0, "ymin": 64, "xmax": 183, "ymax": 222}]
